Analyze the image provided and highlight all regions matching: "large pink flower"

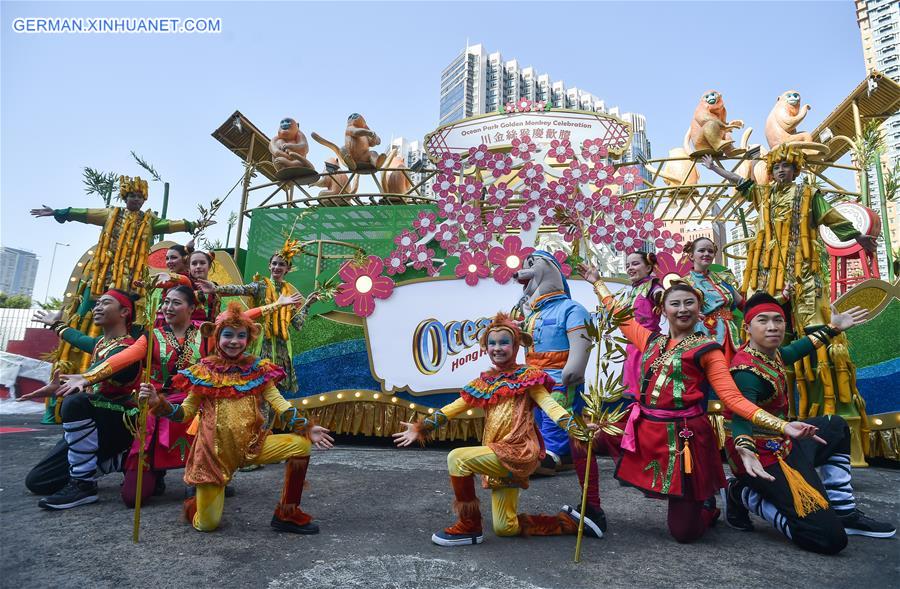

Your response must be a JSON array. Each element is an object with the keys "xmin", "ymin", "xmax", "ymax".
[
  {"xmin": 510, "ymin": 135, "xmax": 536, "ymax": 160},
  {"xmin": 508, "ymin": 205, "xmax": 536, "ymax": 231},
  {"xmin": 553, "ymin": 250, "xmax": 573, "ymax": 277},
  {"xmin": 516, "ymin": 98, "xmax": 533, "ymax": 112},
  {"xmin": 636, "ymin": 214, "xmax": 663, "ymax": 239},
  {"xmin": 413, "ymin": 211, "xmax": 437, "ymax": 236},
  {"xmin": 588, "ymin": 222, "xmax": 615, "ymax": 245},
  {"xmin": 655, "ymin": 230, "xmax": 684, "ymax": 254},
  {"xmin": 393, "ymin": 229, "xmax": 418, "ymax": 253},
  {"xmin": 335, "ymin": 256, "xmax": 395, "ymax": 317},
  {"xmin": 486, "ymin": 182, "xmax": 512, "ymax": 207},
  {"xmin": 549, "ymin": 139, "xmax": 574, "ymax": 163},
  {"xmin": 581, "ymin": 138, "xmax": 609, "ymax": 162},
  {"xmin": 488, "ymin": 236, "xmax": 535, "ymax": 284},
  {"xmin": 654, "ymin": 250, "xmax": 691, "ymax": 281},
  {"xmin": 518, "ymin": 162, "xmax": 544, "ymax": 183},
  {"xmin": 486, "ymin": 154, "xmax": 514, "ymax": 179},
  {"xmin": 467, "ymin": 144, "xmax": 492, "ymax": 168},
  {"xmin": 459, "ymin": 176, "xmax": 483, "ymax": 202},
  {"xmin": 455, "ymin": 250, "xmax": 491, "ymax": 286},
  {"xmin": 384, "ymin": 249, "xmax": 408, "ymax": 276},
  {"xmin": 435, "ymin": 221, "xmax": 460, "ymax": 252},
  {"xmin": 433, "ymin": 173, "xmax": 457, "ymax": 199},
  {"xmin": 590, "ymin": 163, "xmax": 616, "ymax": 188},
  {"xmin": 615, "ymin": 165, "xmax": 644, "ymax": 192},
  {"xmin": 563, "ymin": 162, "xmax": 590, "ymax": 185},
  {"xmin": 410, "ymin": 244, "xmax": 436, "ymax": 271},
  {"xmin": 437, "ymin": 152, "xmax": 462, "ymax": 174}
]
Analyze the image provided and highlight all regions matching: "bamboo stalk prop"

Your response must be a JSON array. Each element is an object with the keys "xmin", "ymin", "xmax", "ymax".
[
  {"xmin": 571, "ymin": 300, "xmax": 632, "ymax": 562},
  {"xmin": 132, "ymin": 268, "xmax": 159, "ymax": 543}
]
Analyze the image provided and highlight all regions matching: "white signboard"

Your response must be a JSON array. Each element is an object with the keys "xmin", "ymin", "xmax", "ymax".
[
  {"xmin": 363, "ymin": 277, "xmax": 629, "ymax": 395},
  {"xmin": 425, "ymin": 110, "xmax": 633, "ymax": 159}
]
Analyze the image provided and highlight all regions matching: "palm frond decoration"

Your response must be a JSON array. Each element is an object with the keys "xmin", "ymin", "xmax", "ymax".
[
  {"xmin": 884, "ymin": 161, "xmax": 900, "ymax": 203},
  {"xmin": 850, "ymin": 120, "xmax": 885, "ymax": 169},
  {"xmin": 131, "ymin": 151, "xmax": 163, "ymax": 182},
  {"xmin": 83, "ymin": 167, "xmax": 119, "ymax": 206}
]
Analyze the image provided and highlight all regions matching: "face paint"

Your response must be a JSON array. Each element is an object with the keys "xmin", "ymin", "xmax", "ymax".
[
  {"xmin": 486, "ymin": 329, "xmax": 516, "ymax": 368},
  {"xmin": 218, "ymin": 327, "xmax": 249, "ymax": 359}
]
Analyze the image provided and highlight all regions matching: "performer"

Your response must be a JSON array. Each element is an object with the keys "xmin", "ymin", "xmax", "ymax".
[
  {"xmin": 58, "ymin": 286, "xmax": 302, "ymax": 507},
  {"xmin": 682, "ymin": 237, "xmax": 742, "ymax": 362},
  {"xmin": 581, "ymin": 263, "xmax": 823, "ymax": 543},
  {"xmin": 703, "ymin": 148, "xmax": 877, "ymax": 428},
  {"xmin": 164, "ymin": 244, "xmax": 191, "ymax": 276},
  {"xmin": 393, "ymin": 312, "xmax": 592, "ymax": 545},
  {"xmin": 620, "ymin": 252, "xmax": 664, "ymax": 399},
  {"xmin": 138, "ymin": 302, "xmax": 333, "ymax": 534},
  {"xmin": 21, "ymin": 290, "xmax": 142, "ymax": 509},
  {"xmin": 723, "ymin": 292, "xmax": 895, "ymax": 553},
  {"xmin": 153, "ymin": 249, "xmax": 220, "ymax": 324},
  {"xmin": 197, "ymin": 240, "xmax": 315, "ymax": 398}
]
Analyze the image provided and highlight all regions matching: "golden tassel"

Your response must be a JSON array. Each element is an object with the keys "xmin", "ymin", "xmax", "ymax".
[
  {"xmin": 683, "ymin": 439, "xmax": 692, "ymax": 474},
  {"xmin": 186, "ymin": 415, "xmax": 200, "ymax": 436},
  {"xmin": 777, "ymin": 456, "xmax": 829, "ymax": 518}
]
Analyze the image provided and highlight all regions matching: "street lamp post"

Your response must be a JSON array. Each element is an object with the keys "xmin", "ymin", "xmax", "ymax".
[{"xmin": 44, "ymin": 242, "xmax": 70, "ymax": 304}]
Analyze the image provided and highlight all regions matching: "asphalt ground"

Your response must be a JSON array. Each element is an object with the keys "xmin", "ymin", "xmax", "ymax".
[{"xmin": 1, "ymin": 413, "xmax": 897, "ymax": 589}]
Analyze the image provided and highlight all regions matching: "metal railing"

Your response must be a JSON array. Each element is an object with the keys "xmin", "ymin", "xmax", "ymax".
[{"xmin": 0, "ymin": 308, "xmax": 55, "ymax": 351}]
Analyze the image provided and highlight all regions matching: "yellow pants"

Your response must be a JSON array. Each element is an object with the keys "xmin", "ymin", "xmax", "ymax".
[
  {"xmin": 193, "ymin": 433, "xmax": 311, "ymax": 532},
  {"xmin": 447, "ymin": 446, "xmax": 520, "ymax": 536}
]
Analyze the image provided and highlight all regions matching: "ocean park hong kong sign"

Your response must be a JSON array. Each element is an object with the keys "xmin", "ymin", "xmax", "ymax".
[{"xmin": 363, "ymin": 278, "xmax": 627, "ymax": 395}]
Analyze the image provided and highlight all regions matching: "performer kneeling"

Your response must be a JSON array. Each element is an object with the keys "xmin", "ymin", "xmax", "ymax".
[
  {"xmin": 138, "ymin": 302, "xmax": 333, "ymax": 534},
  {"xmin": 393, "ymin": 312, "xmax": 592, "ymax": 546},
  {"xmin": 724, "ymin": 293, "xmax": 896, "ymax": 553}
]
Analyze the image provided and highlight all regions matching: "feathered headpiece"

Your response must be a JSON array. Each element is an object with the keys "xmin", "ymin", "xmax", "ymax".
[
  {"xmin": 478, "ymin": 311, "xmax": 533, "ymax": 350},
  {"xmin": 274, "ymin": 238, "xmax": 303, "ymax": 264},
  {"xmin": 201, "ymin": 301, "xmax": 261, "ymax": 354},
  {"xmin": 765, "ymin": 144, "xmax": 807, "ymax": 172},
  {"xmin": 118, "ymin": 175, "xmax": 149, "ymax": 200}
]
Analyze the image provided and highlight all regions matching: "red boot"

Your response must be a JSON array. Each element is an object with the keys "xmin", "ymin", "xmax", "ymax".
[
  {"xmin": 431, "ymin": 475, "xmax": 483, "ymax": 546},
  {"xmin": 271, "ymin": 456, "xmax": 319, "ymax": 534},
  {"xmin": 182, "ymin": 496, "xmax": 197, "ymax": 525},
  {"xmin": 517, "ymin": 512, "xmax": 579, "ymax": 536}
]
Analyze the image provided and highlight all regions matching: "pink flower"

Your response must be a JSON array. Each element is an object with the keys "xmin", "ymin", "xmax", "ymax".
[
  {"xmin": 334, "ymin": 256, "xmax": 395, "ymax": 317},
  {"xmin": 437, "ymin": 153, "xmax": 462, "ymax": 174},
  {"xmin": 458, "ymin": 176, "xmax": 483, "ymax": 202},
  {"xmin": 518, "ymin": 162, "xmax": 544, "ymax": 183},
  {"xmin": 433, "ymin": 173, "xmax": 457, "ymax": 199},
  {"xmin": 410, "ymin": 244, "xmax": 436, "ymax": 271},
  {"xmin": 435, "ymin": 222, "xmax": 460, "ymax": 252},
  {"xmin": 563, "ymin": 162, "xmax": 590, "ymax": 185},
  {"xmin": 488, "ymin": 236, "xmax": 535, "ymax": 284},
  {"xmin": 549, "ymin": 139, "xmax": 574, "ymax": 163},
  {"xmin": 654, "ymin": 250, "xmax": 691, "ymax": 280},
  {"xmin": 581, "ymin": 138, "xmax": 609, "ymax": 162},
  {"xmin": 614, "ymin": 229, "xmax": 643, "ymax": 253},
  {"xmin": 508, "ymin": 205, "xmax": 536, "ymax": 231},
  {"xmin": 504, "ymin": 103, "xmax": 515, "ymax": 113},
  {"xmin": 394, "ymin": 229, "xmax": 418, "ymax": 252},
  {"xmin": 614, "ymin": 203, "xmax": 637, "ymax": 227},
  {"xmin": 455, "ymin": 250, "xmax": 490, "ymax": 286},
  {"xmin": 484, "ymin": 210, "xmax": 508, "ymax": 234},
  {"xmin": 516, "ymin": 98, "xmax": 532, "ymax": 112},
  {"xmin": 486, "ymin": 182, "xmax": 512, "ymax": 207},
  {"xmin": 436, "ymin": 195, "xmax": 460, "ymax": 220},
  {"xmin": 531, "ymin": 100, "xmax": 547, "ymax": 112},
  {"xmin": 592, "ymin": 189, "xmax": 618, "ymax": 213},
  {"xmin": 636, "ymin": 215, "xmax": 663, "ymax": 239},
  {"xmin": 547, "ymin": 180, "xmax": 571, "ymax": 202},
  {"xmin": 467, "ymin": 144, "xmax": 492, "ymax": 168},
  {"xmin": 467, "ymin": 226, "xmax": 492, "ymax": 252},
  {"xmin": 454, "ymin": 204, "xmax": 480, "ymax": 229},
  {"xmin": 510, "ymin": 135, "xmax": 536, "ymax": 160},
  {"xmin": 412, "ymin": 211, "xmax": 437, "ymax": 236},
  {"xmin": 590, "ymin": 163, "xmax": 616, "ymax": 187},
  {"xmin": 486, "ymin": 153, "xmax": 514, "ymax": 179},
  {"xmin": 384, "ymin": 249, "xmax": 408, "ymax": 276},
  {"xmin": 570, "ymin": 197, "xmax": 590, "ymax": 219},
  {"xmin": 522, "ymin": 183, "xmax": 546, "ymax": 204},
  {"xmin": 553, "ymin": 250, "xmax": 573, "ymax": 277},
  {"xmin": 556, "ymin": 222, "xmax": 582, "ymax": 243},
  {"xmin": 588, "ymin": 222, "xmax": 615, "ymax": 245},
  {"xmin": 615, "ymin": 165, "xmax": 644, "ymax": 192},
  {"xmin": 655, "ymin": 230, "xmax": 684, "ymax": 254}
]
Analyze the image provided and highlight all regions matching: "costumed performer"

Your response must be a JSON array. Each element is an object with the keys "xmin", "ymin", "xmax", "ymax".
[
  {"xmin": 153, "ymin": 249, "xmax": 220, "ymax": 324},
  {"xmin": 620, "ymin": 252, "xmax": 664, "ymax": 399},
  {"xmin": 703, "ymin": 148, "xmax": 877, "ymax": 434},
  {"xmin": 138, "ymin": 302, "xmax": 334, "ymax": 534},
  {"xmin": 21, "ymin": 290, "xmax": 142, "ymax": 509},
  {"xmin": 723, "ymin": 292, "xmax": 895, "ymax": 553},
  {"xmin": 582, "ymin": 263, "xmax": 824, "ymax": 543},
  {"xmin": 393, "ymin": 312, "xmax": 596, "ymax": 545}
]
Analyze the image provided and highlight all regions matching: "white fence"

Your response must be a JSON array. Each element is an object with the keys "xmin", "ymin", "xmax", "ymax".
[{"xmin": 0, "ymin": 308, "xmax": 56, "ymax": 351}]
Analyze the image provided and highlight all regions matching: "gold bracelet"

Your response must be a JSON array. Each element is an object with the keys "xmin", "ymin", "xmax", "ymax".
[
  {"xmin": 592, "ymin": 279, "xmax": 613, "ymax": 300},
  {"xmin": 750, "ymin": 409, "xmax": 788, "ymax": 434}
]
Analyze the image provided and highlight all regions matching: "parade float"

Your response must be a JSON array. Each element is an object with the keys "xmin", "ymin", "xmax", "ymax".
[{"xmin": 45, "ymin": 73, "xmax": 898, "ymax": 461}]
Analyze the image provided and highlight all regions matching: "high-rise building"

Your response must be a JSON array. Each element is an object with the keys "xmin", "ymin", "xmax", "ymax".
[
  {"xmin": 855, "ymin": 0, "xmax": 900, "ymax": 276},
  {"xmin": 0, "ymin": 247, "xmax": 39, "ymax": 298}
]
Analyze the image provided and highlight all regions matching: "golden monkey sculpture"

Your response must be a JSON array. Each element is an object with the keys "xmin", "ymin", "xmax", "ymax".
[
  {"xmin": 380, "ymin": 148, "xmax": 413, "ymax": 204},
  {"xmin": 685, "ymin": 90, "xmax": 744, "ymax": 155},
  {"xmin": 312, "ymin": 158, "xmax": 359, "ymax": 206},
  {"xmin": 270, "ymin": 118, "xmax": 316, "ymax": 177},
  {"xmin": 765, "ymin": 90, "xmax": 813, "ymax": 149},
  {"xmin": 312, "ymin": 113, "xmax": 386, "ymax": 172}
]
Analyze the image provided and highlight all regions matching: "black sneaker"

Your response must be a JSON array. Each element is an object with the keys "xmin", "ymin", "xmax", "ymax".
[
  {"xmin": 38, "ymin": 479, "xmax": 98, "ymax": 510},
  {"xmin": 533, "ymin": 454, "xmax": 559, "ymax": 477},
  {"xmin": 722, "ymin": 478, "xmax": 753, "ymax": 531},
  {"xmin": 270, "ymin": 515, "xmax": 320, "ymax": 535},
  {"xmin": 841, "ymin": 510, "xmax": 896, "ymax": 538},
  {"xmin": 561, "ymin": 503, "xmax": 606, "ymax": 538}
]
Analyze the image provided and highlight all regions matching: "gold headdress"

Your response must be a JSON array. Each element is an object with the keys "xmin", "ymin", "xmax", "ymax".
[
  {"xmin": 765, "ymin": 144, "xmax": 806, "ymax": 172},
  {"xmin": 275, "ymin": 238, "xmax": 303, "ymax": 264},
  {"xmin": 118, "ymin": 175, "xmax": 149, "ymax": 200}
]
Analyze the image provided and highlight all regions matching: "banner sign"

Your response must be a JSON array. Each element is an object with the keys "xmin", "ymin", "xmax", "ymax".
[{"xmin": 363, "ymin": 278, "xmax": 631, "ymax": 395}]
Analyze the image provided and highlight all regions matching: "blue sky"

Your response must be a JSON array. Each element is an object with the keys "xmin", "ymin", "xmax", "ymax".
[{"xmin": 2, "ymin": 1, "xmax": 867, "ymax": 301}]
